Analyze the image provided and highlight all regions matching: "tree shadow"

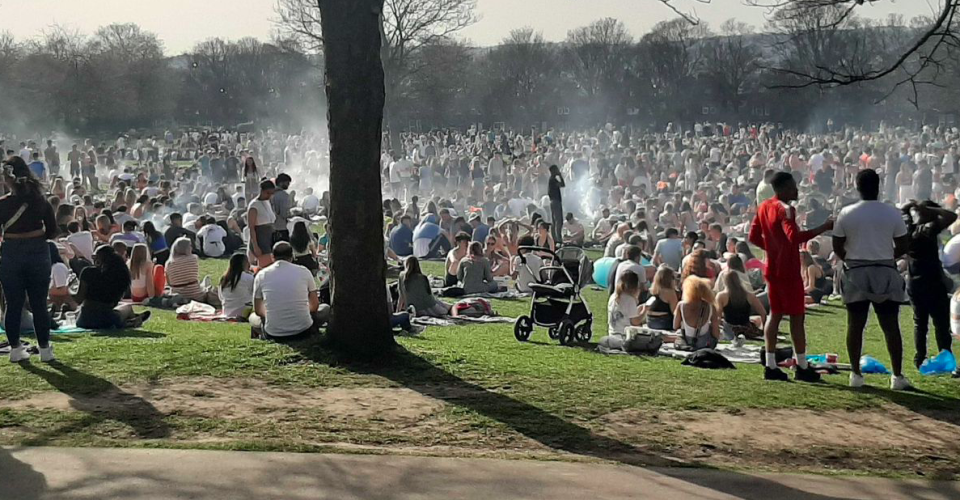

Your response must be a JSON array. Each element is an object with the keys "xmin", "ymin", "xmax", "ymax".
[
  {"xmin": 88, "ymin": 328, "xmax": 166, "ymax": 339},
  {"xmin": 0, "ymin": 447, "xmax": 46, "ymax": 499},
  {"xmin": 290, "ymin": 338, "xmax": 869, "ymax": 500},
  {"xmin": 18, "ymin": 361, "xmax": 170, "ymax": 442}
]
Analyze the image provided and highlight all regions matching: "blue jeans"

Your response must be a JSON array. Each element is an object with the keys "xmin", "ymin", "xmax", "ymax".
[{"xmin": 0, "ymin": 238, "xmax": 52, "ymax": 348}]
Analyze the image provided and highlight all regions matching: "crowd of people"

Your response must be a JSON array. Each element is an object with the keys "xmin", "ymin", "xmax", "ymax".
[{"xmin": 1, "ymin": 121, "xmax": 959, "ymax": 387}]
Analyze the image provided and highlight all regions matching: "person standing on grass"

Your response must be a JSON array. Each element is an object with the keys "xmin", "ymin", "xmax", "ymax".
[
  {"xmin": 547, "ymin": 164, "xmax": 564, "ymax": 248},
  {"xmin": 0, "ymin": 157, "xmax": 58, "ymax": 363},
  {"xmin": 902, "ymin": 200, "xmax": 957, "ymax": 373},
  {"xmin": 748, "ymin": 172, "xmax": 834, "ymax": 383},
  {"xmin": 833, "ymin": 169, "xmax": 913, "ymax": 390}
]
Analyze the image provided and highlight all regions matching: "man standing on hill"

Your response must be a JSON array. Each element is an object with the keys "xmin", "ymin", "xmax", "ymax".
[
  {"xmin": 834, "ymin": 169, "xmax": 913, "ymax": 390},
  {"xmin": 749, "ymin": 172, "xmax": 834, "ymax": 383}
]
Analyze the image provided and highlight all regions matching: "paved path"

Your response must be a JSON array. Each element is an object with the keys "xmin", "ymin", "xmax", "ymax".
[{"xmin": 1, "ymin": 447, "xmax": 958, "ymax": 500}]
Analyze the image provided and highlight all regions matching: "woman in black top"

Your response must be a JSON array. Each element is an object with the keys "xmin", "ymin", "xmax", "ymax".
[
  {"xmin": 902, "ymin": 200, "xmax": 958, "ymax": 368},
  {"xmin": 548, "ymin": 164, "xmax": 565, "ymax": 247},
  {"xmin": 76, "ymin": 245, "xmax": 150, "ymax": 330},
  {"xmin": 0, "ymin": 157, "xmax": 58, "ymax": 362}
]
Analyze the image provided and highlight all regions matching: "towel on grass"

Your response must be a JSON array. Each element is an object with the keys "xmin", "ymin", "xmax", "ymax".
[{"xmin": 412, "ymin": 315, "xmax": 516, "ymax": 327}]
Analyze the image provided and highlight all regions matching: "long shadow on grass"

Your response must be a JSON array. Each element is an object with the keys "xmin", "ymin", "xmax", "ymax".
[
  {"xmin": 292, "ymin": 339, "xmax": 861, "ymax": 500},
  {"xmin": 18, "ymin": 362, "xmax": 170, "ymax": 442}
]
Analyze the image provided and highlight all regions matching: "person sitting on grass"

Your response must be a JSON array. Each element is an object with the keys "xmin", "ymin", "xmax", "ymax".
[
  {"xmin": 716, "ymin": 265, "xmax": 767, "ymax": 340},
  {"xmin": 290, "ymin": 220, "xmax": 319, "ymax": 275},
  {"xmin": 641, "ymin": 265, "xmax": 678, "ymax": 331},
  {"xmin": 398, "ymin": 256, "xmax": 451, "ymax": 318},
  {"xmin": 444, "ymin": 232, "xmax": 471, "ymax": 287},
  {"xmin": 218, "ymin": 253, "xmax": 255, "ymax": 320},
  {"xmin": 48, "ymin": 242, "xmax": 78, "ymax": 315},
  {"xmin": 512, "ymin": 235, "xmax": 542, "ymax": 294},
  {"xmin": 607, "ymin": 271, "xmax": 643, "ymax": 335},
  {"xmin": 674, "ymin": 276, "xmax": 721, "ymax": 351},
  {"xmin": 458, "ymin": 241, "xmax": 502, "ymax": 295},
  {"xmin": 127, "ymin": 243, "xmax": 157, "ymax": 303},
  {"xmin": 801, "ymin": 250, "xmax": 829, "ymax": 304},
  {"xmin": 251, "ymin": 242, "xmax": 330, "ymax": 341},
  {"xmin": 165, "ymin": 237, "xmax": 220, "ymax": 306},
  {"xmin": 76, "ymin": 245, "xmax": 151, "ymax": 330}
]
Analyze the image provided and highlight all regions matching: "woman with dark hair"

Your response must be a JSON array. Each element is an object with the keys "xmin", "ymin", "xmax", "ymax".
[
  {"xmin": 0, "ymin": 156, "xmax": 58, "ymax": 362},
  {"xmin": 548, "ymin": 164, "xmax": 565, "ymax": 245},
  {"xmin": 76, "ymin": 245, "xmax": 151, "ymax": 330},
  {"xmin": 142, "ymin": 221, "xmax": 169, "ymax": 265},
  {"xmin": 290, "ymin": 220, "xmax": 319, "ymax": 274},
  {"xmin": 218, "ymin": 253, "xmax": 254, "ymax": 319},
  {"xmin": 55, "ymin": 203, "xmax": 74, "ymax": 236},
  {"xmin": 398, "ymin": 256, "xmax": 451, "ymax": 317}
]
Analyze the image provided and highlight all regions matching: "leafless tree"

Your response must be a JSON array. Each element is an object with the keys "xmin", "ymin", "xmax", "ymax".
[
  {"xmin": 640, "ymin": 18, "xmax": 711, "ymax": 102},
  {"xmin": 275, "ymin": 0, "xmax": 477, "ymax": 119},
  {"xmin": 703, "ymin": 20, "xmax": 762, "ymax": 112}
]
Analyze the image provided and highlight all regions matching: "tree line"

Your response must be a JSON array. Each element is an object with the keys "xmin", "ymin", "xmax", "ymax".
[{"xmin": 0, "ymin": 3, "xmax": 956, "ymax": 137}]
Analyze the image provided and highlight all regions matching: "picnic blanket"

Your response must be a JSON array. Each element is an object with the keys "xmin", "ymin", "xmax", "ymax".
[
  {"xmin": 658, "ymin": 343, "xmax": 764, "ymax": 364},
  {"xmin": 0, "ymin": 325, "xmax": 89, "ymax": 336},
  {"xmin": 173, "ymin": 301, "xmax": 244, "ymax": 322},
  {"xmin": 599, "ymin": 341, "xmax": 763, "ymax": 365},
  {"xmin": 412, "ymin": 315, "xmax": 516, "ymax": 327}
]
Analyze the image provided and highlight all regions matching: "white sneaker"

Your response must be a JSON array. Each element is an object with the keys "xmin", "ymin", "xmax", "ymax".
[
  {"xmin": 891, "ymin": 375, "xmax": 913, "ymax": 391},
  {"xmin": 39, "ymin": 345, "xmax": 55, "ymax": 363},
  {"xmin": 849, "ymin": 373, "xmax": 864, "ymax": 388},
  {"xmin": 8, "ymin": 346, "xmax": 30, "ymax": 363}
]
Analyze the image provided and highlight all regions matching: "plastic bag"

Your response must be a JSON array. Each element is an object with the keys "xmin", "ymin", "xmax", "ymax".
[
  {"xmin": 859, "ymin": 355, "xmax": 890, "ymax": 374},
  {"xmin": 919, "ymin": 350, "xmax": 958, "ymax": 376}
]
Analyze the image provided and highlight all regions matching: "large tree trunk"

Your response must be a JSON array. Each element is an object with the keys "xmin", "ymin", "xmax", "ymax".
[{"xmin": 318, "ymin": 0, "xmax": 395, "ymax": 356}]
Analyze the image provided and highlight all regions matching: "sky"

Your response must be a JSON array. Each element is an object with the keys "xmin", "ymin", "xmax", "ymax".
[{"xmin": 3, "ymin": 0, "xmax": 928, "ymax": 55}]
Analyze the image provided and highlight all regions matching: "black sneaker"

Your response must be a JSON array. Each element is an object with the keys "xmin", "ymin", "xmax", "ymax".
[
  {"xmin": 764, "ymin": 367, "xmax": 789, "ymax": 381},
  {"xmin": 952, "ymin": 370, "xmax": 960, "ymax": 379},
  {"xmin": 795, "ymin": 366, "xmax": 821, "ymax": 383}
]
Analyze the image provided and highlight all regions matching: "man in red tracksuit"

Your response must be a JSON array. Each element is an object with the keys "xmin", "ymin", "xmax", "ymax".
[{"xmin": 749, "ymin": 172, "xmax": 834, "ymax": 382}]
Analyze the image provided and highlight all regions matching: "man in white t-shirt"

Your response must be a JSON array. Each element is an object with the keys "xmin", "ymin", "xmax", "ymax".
[
  {"xmin": 251, "ymin": 242, "xmax": 329, "ymax": 340},
  {"xmin": 65, "ymin": 222, "xmax": 95, "ymax": 261},
  {"xmin": 614, "ymin": 245, "xmax": 648, "ymax": 292},
  {"xmin": 833, "ymin": 169, "xmax": 911, "ymax": 391},
  {"xmin": 197, "ymin": 217, "xmax": 228, "ymax": 258}
]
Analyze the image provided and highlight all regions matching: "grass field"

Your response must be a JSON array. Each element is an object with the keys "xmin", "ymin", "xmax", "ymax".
[{"xmin": 1, "ymin": 252, "xmax": 959, "ymax": 478}]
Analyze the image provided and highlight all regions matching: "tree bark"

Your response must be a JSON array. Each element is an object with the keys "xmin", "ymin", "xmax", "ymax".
[{"xmin": 318, "ymin": 0, "xmax": 395, "ymax": 356}]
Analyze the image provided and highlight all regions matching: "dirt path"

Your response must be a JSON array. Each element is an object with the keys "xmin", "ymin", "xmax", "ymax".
[{"xmin": 3, "ymin": 377, "xmax": 958, "ymax": 478}]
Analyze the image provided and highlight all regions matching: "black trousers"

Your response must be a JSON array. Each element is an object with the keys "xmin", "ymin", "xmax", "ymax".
[
  {"xmin": 910, "ymin": 285, "xmax": 953, "ymax": 364},
  {"xmin": 550, "ymin": 200, "xmax": 563, "ymax": 248}
]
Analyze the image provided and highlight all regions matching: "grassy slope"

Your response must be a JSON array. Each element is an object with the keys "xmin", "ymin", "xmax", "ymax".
[{"xmin": 1, "ymin": 253, "xmax": 959, "ymax": 457}]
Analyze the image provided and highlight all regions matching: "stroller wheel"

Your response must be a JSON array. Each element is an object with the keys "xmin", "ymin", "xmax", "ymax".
[
  {"xmin": 514, "ymin": 316, "xmax": 533, "ymax": 342},
  {"xmin": 558, "ymin": 320, "xmax": 576, "ymax": 346},
  {"xmin": 576, "ymin": 322, "xmax": 592, "ymax": 343},
  {"xmin": 548, "ymin": 325, "xmax": 560, "ymax": 340}
]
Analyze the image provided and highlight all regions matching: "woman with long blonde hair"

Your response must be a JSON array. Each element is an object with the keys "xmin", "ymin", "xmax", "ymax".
[
  {"xmin": 673, "ymin": 276, "xmax": 720, "ymax": 350},
  {"xmin": 128, "ymin": 243, "xmax": 156, "ymax": 302}
]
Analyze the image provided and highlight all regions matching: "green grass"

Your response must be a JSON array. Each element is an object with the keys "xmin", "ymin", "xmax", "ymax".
[{"xmin": 1, "ymin": 254, "xmax": 959, "ymax": 476}]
